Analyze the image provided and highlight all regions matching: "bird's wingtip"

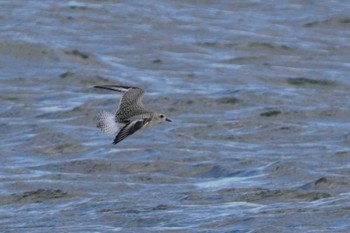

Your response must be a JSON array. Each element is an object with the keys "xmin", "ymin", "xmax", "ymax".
[{"xmin": 93, "ymin": 85, "xmax": 138, "ymax": 92}]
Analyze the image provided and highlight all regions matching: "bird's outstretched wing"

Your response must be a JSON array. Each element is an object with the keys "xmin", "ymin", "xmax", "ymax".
[
  {"xmin": 94, "ymin": 85, "xmax": 144, "ymax": 108},
  {"xmin": 94, "ymin": 85, "xmax": 146, "ymax": 120},
  {"xmin": 94, "ymin": 85, "xmax": 138, "ymax": 93},
  {"xmin": 118, "ymin": 87, "xmax": 145, "ymax": 112},
  {"xmin": 113, "ymin": 118, "xmax": 150, "ymax": 145}
]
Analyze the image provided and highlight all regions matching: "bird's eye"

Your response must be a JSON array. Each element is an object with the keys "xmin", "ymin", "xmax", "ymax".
[{"xmin": 160, "ymin": 114, "xmax": 164, "ymax": 118}]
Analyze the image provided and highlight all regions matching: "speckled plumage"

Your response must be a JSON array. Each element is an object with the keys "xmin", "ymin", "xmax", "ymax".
[{"xmin": 94, "ymin": 85, "xmax": 171, "ymax": 145}]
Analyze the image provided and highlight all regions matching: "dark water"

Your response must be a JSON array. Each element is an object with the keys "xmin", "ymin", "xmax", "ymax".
[{"xmin": 1, "ymin": 1, "xmax": 350, "ymax": 232}]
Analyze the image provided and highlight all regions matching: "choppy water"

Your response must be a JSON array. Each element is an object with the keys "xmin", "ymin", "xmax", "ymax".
[{"xmin": 1, "ymin": 1, "xmax": 350, "ymax": 232}]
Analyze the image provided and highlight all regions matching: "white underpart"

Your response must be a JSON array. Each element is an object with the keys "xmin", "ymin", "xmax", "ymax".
[{"xmin": 96, "ymin": 111, "xmax": 121, "ymax": 135}]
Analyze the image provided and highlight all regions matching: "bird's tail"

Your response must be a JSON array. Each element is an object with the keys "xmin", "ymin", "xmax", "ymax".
[{"xmin": 96, "ymin": 111, "xmax": 121, "ymax": 135}]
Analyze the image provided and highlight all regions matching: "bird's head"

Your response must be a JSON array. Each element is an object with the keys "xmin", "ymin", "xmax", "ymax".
[{"xmin": 156, "ymin": 113, "xmax": 172, "ymax": 123}]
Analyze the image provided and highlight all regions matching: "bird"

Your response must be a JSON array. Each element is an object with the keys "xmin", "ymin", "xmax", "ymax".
[{"xmin": 94, "ymin": 85, "xmax": 171, "ymax": 145}]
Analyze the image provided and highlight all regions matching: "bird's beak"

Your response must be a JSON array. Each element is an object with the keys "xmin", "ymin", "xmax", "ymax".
[{"xmin": 166, "ymin": 118, "xmax": 172, "ymax": 122}]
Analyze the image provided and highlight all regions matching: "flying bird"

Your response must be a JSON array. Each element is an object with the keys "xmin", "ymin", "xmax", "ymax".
[{"xmin": 94, "ymin": 85, "xmax": 171, "ymax": 145}]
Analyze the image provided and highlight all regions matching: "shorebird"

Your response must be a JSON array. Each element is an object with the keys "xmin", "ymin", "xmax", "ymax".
[{"xmin": 94, "ymin": 85, "xmax": 171, "ymax": 145}]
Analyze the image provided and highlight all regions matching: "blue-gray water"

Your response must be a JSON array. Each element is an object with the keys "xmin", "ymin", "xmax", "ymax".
[{"xmin": 1, "ymin": 1, "xmax": 350, "ymax": 232}]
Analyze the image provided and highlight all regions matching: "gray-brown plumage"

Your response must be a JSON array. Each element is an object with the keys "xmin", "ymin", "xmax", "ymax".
[{"xmin": 94, "ymin": 85, "xmax": 171, "ymax": 145}]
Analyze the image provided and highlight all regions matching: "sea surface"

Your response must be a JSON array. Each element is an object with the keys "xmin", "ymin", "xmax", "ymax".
[{"xmin": 1, "ymin": 1, "xmax": 350, "ymax": 232}]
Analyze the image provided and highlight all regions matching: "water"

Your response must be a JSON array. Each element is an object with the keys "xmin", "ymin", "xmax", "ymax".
[{"xmin": 1, "ymin": 0, "xmax": 350, "ymax": 232}]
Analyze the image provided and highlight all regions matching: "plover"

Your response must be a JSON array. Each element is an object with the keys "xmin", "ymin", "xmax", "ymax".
[{"xmin": 94, "ymin": 85, "xmax": 171, "ymax": 145}]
